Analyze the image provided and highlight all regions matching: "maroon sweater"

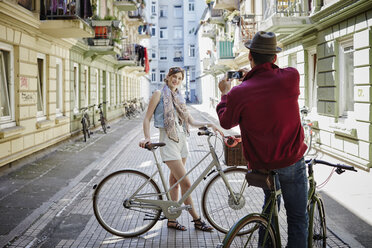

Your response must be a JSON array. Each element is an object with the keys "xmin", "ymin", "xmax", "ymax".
[{"xmin": 217, "ymin": 62, "xmax": 307, "ymax": 170}]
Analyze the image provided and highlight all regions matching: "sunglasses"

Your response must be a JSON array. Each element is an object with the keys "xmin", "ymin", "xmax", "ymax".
[{"xmin": 169, "ymin": 67, "xmax": 184, "ymax": 73}]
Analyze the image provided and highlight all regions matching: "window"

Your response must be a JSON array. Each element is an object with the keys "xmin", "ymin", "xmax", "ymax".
[
  {"xmin": 188, "ymin": 21, "xmax": 195, "ymax": 35},
  {"xmin": 151, "ymin": 69, "xmax": 156, "ymax": 82},
  {"xmin": 113, "ymin": 74, "xmax": 117, "ymax": 105},
  {"xmin": 160, "ymin": 27, "xmax": 168, "ymax": 39},
  {"xmin": 174, "ymin": 47, "xmax": 182, "ymax": 59},
  {"xmin": 73, "ymin": 63, "xmax": 79, "ymax": 113},
  {"xmin": 339, "ymin": 39, "xmax": 354, "ymax": 117},
  {"xmin": 160, "ymin": 70, "xmax": 166, "ymax": 82},
  {"xmin": 37, "ymin": 54, "xmax": 46, "ymax": 119},
  {"xmin": 174, "ymin": 26, "xmax": 183, "ymax": 39},
  {"xmin": 151, "ymin": 1, "xmax": 156, "ymax": 15},
  {"xmin": 107, "ymin": 72, "xmax": 110, "ymax": 106},
  {"xmin": 188, "ymin": 0, "xmax": 194, "ymax": 11},
  {"xmin": 151, "ymin": 48, "xmax": 157, "ymax": 59},
  {"xmin": 95, "ymin": 69, "xmax": 99, "ymax": 106},
  {"xmin": 190, "ymin": 67, "xmax": 196, "ymax": 81},
  {"xmin": 84, "ymin": 66, "xmax": 89, "ymax": 107},
  {"xmin": 159, "ymin": 5, "xmax": 167, "ymax": 17},
  {"xmin": 160, "ymin": 48, "xmax": 167, "ymax": 60},
  {"xmin": 0, "ymin": 44, "xmax": 14, "ymax": 128},
  {"xmin": 189, "ymin": 44, "xmax": 195, "ymax": 57},
  {"xmin": 56, "ymin": 58, "xmax": 63, "ymax": 117},
  {"xmin": 174, "ymin": 5, "xmax": 182, "ymax": 18},
  {"xmin": 307, "ymin": 49, "xmax": 317, "ymax": 112},
  {"xmin": 289, "ymin": 53, "xmax": 297, "ymax": 68},
  {"xmin": 151, "ymin": 25, "xmax": 156, "ymax": 36}
]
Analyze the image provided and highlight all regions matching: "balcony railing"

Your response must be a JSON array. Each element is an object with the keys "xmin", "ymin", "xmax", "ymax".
[
  {"xmin": 40, "ymin": 0, "xmax": 92, "ymax": 20},
  {"xmin": 263, "ymin": 0, "xmax": 310, "ymax": 19},
  {"xmin": 217, "ymin": 41, "xmax": 234, "ymax": 59},
  {"xmin": 173, "ymin": 57, "xmax": 183, "ymax": 62},
  {"xmin": 114, "ymin": 0, "xmax": 137, "ymax": 11},
  {"xmin": 240, "ymin": 14, "xmax": 257, "ymax": 41},
  {"xmin": 128, "ymin": 8, "xmax": 144, "ymax": 18}
]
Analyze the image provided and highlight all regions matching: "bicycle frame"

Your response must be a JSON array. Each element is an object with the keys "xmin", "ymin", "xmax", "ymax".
[
  {"xmin": 247, "ymin": 164, "xmax": 320, "ymax": 247},
  {"xmin": 127, "ymin": 134, "xmax": 248, "ymax": 219}
]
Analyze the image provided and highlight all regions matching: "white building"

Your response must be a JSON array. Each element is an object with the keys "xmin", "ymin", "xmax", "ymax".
[{"xmin": 147, "ymin": 0, "xmax": 205, "ymax": 102}]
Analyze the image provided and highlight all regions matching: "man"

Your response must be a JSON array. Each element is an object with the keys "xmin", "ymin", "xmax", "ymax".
[{"xmin": 216, "ymin": 31, "xmax": 308, "ymax": 247}]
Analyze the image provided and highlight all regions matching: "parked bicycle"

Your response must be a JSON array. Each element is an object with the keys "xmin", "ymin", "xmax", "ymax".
[
  {"xmin": 80, "ymin": 105, "xmax": 94, "ymax": 142},
  {"xmin": 301, "ymin": 106, "xmax": 315, "ymax": 157},
  {"xmin": 92, "ymin": 127, "xmax": 256, "ymax": 237},
  {"xmin": 218, "ymin": 158, "xmax": 357, "ymax": 248},
  {"xmin": 97, "ymin": 101, "xmax": 109, "ymax": 134}
]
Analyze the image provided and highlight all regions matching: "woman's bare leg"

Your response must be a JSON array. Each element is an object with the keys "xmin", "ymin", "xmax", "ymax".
[{"xmin": 165, "ymin": 159, "xmax": 199, "ymax": 220}]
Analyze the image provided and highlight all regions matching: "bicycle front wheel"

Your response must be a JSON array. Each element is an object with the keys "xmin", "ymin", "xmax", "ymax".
[
  {"xmin": 222, "ymin": 215, "xmax": 277, "ymax": 248},
  {"xmin": 202, "ymin": 167, "xmax": 264, "ymax": 234},
  {"xmin": 309, "ymin": 195, "xmax": 327, "ymax": 248},
  {"xmin": 93, "ymin": 169, "xmax": 162, "ymax": 237}
]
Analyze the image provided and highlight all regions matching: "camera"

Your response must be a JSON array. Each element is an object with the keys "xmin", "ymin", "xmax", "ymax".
[{"xmin": 227, "ymin": 71, "xmax": 243, "ymax": 79}]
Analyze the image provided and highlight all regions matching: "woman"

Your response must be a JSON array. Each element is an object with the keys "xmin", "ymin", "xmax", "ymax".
[{"xmin": 139, "ymin": 67, "xmax": 223, "ymax": 232}]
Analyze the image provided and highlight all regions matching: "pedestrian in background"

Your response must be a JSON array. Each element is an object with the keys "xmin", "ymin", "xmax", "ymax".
[
  {"xmin": 216, "ymin": 31, "xmax": 308, "ymax": 247},
  {"xmin": 139, "ymin": 67, "xmax": 223, "ymax": 232}
]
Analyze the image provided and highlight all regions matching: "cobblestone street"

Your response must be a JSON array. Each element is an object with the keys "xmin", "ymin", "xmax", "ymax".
[{"xmin": 0, "ymin": 106, "xmax": 370, "ymax": 248}]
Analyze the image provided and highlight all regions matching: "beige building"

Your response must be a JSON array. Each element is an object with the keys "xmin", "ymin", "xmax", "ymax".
[
  {"xmin": 0, "ymin": 0, "xmax": 149, "ymax": 168},
  {"xmin": 197, "ymin": 0, "xmax": 372, "ymax": 171}
]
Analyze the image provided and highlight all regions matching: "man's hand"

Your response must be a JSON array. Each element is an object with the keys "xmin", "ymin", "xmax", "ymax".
[{"xmin": 218, "ymin": 76, "xmax": 232, "ymax": 96}]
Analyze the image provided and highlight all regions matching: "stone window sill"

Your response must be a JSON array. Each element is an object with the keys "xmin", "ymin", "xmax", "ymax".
[
  {"xmin": 0, "ymin": 125, "xmax": 25, "ymax": 139},
  {"xmin": 55, "ymin": 116, "xmax": 69, "ymax": 125},
  {"xmin": 36, "ymin": 119, "xmax": 53, "ymax": 129},
  {"xmin": 330, "ymin": 124, "xmax": 358, "ymax": 139}
]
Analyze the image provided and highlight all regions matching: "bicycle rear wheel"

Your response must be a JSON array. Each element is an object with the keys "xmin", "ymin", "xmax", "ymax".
[
  {"xmin": 222, "ymin": 215, "xmax": 277, "ymax": 248},
  {"xmin": 202, "ymin": 167, "xmax": 264, "ymax": 234},
  {"xmin": 309, "ymin": 195, "xmax": 327, "ymax": 248},
  {"xmin": 93, "ymin": 169, "xmax": 162, "ymax": 237}
]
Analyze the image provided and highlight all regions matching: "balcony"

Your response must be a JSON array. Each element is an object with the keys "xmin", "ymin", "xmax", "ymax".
[
  {"xmin": 39, "ymin": 0, "xmax": 94, "ymax": 38},
  {"xmin": 202, "ymin": 23, "xmax": 217, "ymax": 39},
  {"xmin": 212, "ymin": 0, "xmax": 239, "ymax": 11},
  {"xmin": 138, "ymin": 24, "xmax": 151, "ymax": 40},
  {"xmin": 173, "ymin": 57, "xmax": 183, "ymax": 62},
  {"xmin": 216, "ymin": 40, "xmax": 237, "ymax": 68},
  {"xmin": 116, "ymin": 43, "xmax": 146, "ymax": 71},
  {"xmin": 259, "ymin": 0, "xmax": 311, "ymax": 38},
  {"xmin": 84, "ymin": 20, "xmax": 122, "ymax": 60},
  {"xmin": 209, "ymin": 9, "xmax": 225, "ymax": 25},
  {"xmin": 114, "ymin": 0, "xmax": 138, "ymax": 11},
  {"xmin": 127, "ymin": 7, "xmax": 145, "ymax": 24}
]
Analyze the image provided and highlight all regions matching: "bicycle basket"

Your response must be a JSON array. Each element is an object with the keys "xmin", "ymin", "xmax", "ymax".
[{"xmin": 223, "ymin": 135, "xmax": 248, "ymax": 166}]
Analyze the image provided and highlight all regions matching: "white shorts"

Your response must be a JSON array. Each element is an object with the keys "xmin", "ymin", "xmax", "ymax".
[{"xmin": 159, "ymin": 128, "xmax": 189, "ymax": 162}]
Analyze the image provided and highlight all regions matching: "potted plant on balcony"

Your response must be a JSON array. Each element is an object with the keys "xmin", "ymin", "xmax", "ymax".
[{"xmin": 91, "ymin": 15, "xmax": 115, "ymax": 26}]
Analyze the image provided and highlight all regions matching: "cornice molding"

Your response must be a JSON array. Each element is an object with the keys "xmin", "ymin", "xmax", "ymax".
[
  {"xmin": 280, "ymin": 0, "xmax": 372, "ymax": 45},
  {"xmin": 0, "ymin": 0, "xmax": 40, "ymax": 29}
]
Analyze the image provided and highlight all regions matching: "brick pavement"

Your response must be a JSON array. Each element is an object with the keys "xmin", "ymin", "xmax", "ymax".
[{"xmin": 1, "ymin": 105, "xmax": 364, "ymax": 248}]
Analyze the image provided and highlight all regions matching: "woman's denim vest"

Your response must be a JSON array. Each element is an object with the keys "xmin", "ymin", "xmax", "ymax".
[
  {"xmin": 154, "ymin": 94, "xmax": 165, "ymax": 128},
  {"xmin": 154, "ymin": 93, "xmax": 187, "ymax": 132}
]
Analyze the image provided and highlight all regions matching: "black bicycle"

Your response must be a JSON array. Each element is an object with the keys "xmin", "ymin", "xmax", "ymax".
[
  {"xmin": 97, "ymin": 101, "xmax": 109, "ymax": 134},
  {"xmin": 80, "ymin": 105, "xmax": 94, "ymax": 142}
]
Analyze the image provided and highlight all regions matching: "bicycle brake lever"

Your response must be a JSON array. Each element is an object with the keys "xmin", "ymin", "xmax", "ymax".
[{"xmin": 335, "ymin": 168, "xmax": 345, "ymax": 175}]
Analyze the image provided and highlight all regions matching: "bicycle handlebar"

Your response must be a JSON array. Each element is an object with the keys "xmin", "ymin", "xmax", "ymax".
[{"xmin": 305, "ymin": 159, "xmax": 357, "ymax": 172}]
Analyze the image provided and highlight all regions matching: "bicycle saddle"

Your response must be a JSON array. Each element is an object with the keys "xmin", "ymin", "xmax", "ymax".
[{"xmin": 145, "ymin": 142, "xmax": 166, "ymax": 150}]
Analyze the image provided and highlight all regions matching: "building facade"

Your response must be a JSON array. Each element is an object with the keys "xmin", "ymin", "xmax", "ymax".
[
  {"xmin": 147, "ymin": 0, "xmax": 204, "ymax": 102},
  {"xmin": 0, "ymin": 0, "xmax": 150, "ymax": 168},
  {"xmin": 196, "ymin": 0, "xmax": 372, "ymax": 170}
]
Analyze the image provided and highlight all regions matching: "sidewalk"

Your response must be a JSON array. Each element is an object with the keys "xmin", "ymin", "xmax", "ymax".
[{"xmin": 0, "ymin": 106, "xmax": 370, "ymax": 247}]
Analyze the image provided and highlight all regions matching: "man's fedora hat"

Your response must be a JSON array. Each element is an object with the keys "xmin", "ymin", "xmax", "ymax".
[{"xmin": 244, "ymin": 31, "xmax": 282, "ymax": 54}]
